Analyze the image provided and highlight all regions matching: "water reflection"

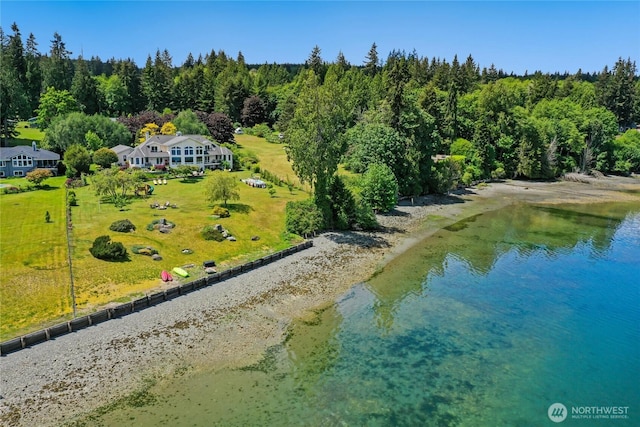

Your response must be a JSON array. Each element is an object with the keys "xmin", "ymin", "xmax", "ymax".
[{"xmin": 367, "ymin": 202, "xmax": 638, "ymax": 332}]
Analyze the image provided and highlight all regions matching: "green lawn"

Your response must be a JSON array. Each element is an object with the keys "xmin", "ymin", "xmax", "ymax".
[
  {"xmin": 235, "ymin": 135, "xmax": 308, "ymax": 190},
  {"xmin": 6, "ymin": 121, "xmax": 45, "ymax": 146},
  {"xmin": 0, "ymin": 137, "xmax": 311, "ymax": 341}
]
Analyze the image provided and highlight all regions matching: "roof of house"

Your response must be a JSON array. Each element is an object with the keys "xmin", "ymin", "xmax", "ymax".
[
  {"xmin": 133, "ymin": 135, "xmax": 232, "ymax": 156},
  {"xmin": 111, "ymin": 144, "xmax": 134, "ymax": 154},
  {"xmin": 0, "ymin": 146, "xmax": 60, "ymax": 161},
  {"xmin": 142, "ymin": 135, "xmax": 214, "ymax": 147}
]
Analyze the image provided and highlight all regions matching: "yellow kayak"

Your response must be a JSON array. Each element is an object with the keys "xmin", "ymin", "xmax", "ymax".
[{"xmin": 172, "ymin": 267, "xmax": 189, "ymax": 277}]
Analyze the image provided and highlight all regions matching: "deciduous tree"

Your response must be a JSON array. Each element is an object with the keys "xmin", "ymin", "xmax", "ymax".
[
  {"xmin": 361, "ymin": 163, "xmax": 399, "ymax": 213},
  {"xmin": 205, "ymin": 170, "xmax": 240, "ymax": 206},
  {"xmin": 206, "ymin": 112, "xmax": 234, "ymax": 143},
  {"xmin": 36, "ymin": 87, "xmax": 79, "ymax": 129},
  {"xmin": 63, "ymin": 144, "xmax": 91, "ymax": 177},
  {"xmin": 26, "ymin": 168, "xmax": 53, "ymax": 187},
  {"xmin": 173, "ymin": 109, "xmax": 209, "ymax": 135},
  {"xmin": 285, "ymin": 70, "xmax": 348, "ymax": 222},
  {"xmin": 241, "ymin": 95, "xmax": 266, "ymax": 127},
  {"xmin": 93, "ymin": 147, "xmax": 118, "ymax": 168}
]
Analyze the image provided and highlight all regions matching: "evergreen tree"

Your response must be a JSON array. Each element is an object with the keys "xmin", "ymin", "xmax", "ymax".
[
  {"xmin": 113, "ymin": 59, "xmax": 144, "ymax": 114},
  {"xmin": 364, "ymin": 42, "xmax": 380, "ymax": 76},
  {"xmin": 24, "ymin": 33, "xmax": 42, "ymax": 114},
  {"xmin": 71, "ymin": 56, "xmax": 99, "ymax": 114},
  {"xmin": 305, "ymin": 45, "xmax": 324, "ymax": 81},
  {"xmin": 7, "ymin": 23, "xmax": 26, "ymax": 85},
  {"xmin": 335, "ymin": 51, "xmax": 349, "ymax": 72},
  {"xmin": 384, "ymin": 50, "xmax": 410, "ymax": 132},
  {"xmin": 142, "ymin": 50, "xmax": 173, "ymax": 111},
  {"xmin": 610, "ymin": 57, "xmax": 637, "ymax": 128},
  {"xmin": 0, "ymin": 23, "xmax": 29, "ymax": 144},
  {"xmin": 42, "ymin": 32, "xmax": 73, "ymax": 91}
]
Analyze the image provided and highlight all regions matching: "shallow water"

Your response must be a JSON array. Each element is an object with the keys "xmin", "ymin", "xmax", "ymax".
[{"xmin": 93, "ymin": 202, "xmax": 640, "ymax": 426}]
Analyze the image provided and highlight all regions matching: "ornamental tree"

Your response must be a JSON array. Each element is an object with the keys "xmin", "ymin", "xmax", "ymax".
[
  {"xmin": 205, "ymin": 170, "xmax": 240, "ymax": 207},
  {"xmin": 26, "ymin": 168, "xmax": 53, "ymax": 187}
]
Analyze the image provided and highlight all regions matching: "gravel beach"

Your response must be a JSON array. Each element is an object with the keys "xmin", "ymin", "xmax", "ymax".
[{"xmin": 1, "ymin": 177, "xmax": 638, "ymax": 427}]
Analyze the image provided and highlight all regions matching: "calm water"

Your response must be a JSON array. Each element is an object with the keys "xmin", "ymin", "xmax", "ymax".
[{"xmin": 93, "ymin": 203, "xmax": 640, "ymax": 427}]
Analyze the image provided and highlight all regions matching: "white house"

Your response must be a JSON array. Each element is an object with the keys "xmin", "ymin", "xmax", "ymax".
[{"xmin": 116, "ymin": 134, "xmax": 233, "ymax": 170}]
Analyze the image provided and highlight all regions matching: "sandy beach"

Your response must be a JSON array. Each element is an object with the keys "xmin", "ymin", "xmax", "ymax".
[{"xmin": 1, "ymin": 176, "xmax": 638, "ymax": 427}]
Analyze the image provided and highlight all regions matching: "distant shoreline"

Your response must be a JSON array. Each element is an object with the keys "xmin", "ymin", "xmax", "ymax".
[{"xmin": 1, "ymin": 176, "xmax": 638, "ymax": 427}]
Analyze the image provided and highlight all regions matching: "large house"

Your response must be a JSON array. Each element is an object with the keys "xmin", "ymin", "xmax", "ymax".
[
  {"xmin": 114, "ymin": 134, "xmax": 233, "ymax": 170},
  {"xmin": 0, "ymin": 143, "xmax": 60, "ymax": 178}
]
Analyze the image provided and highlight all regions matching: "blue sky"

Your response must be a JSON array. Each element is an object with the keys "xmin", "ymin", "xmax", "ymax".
[{"xmin": 2, "ymin": 1, "xmax": 639, "ymax": 74}]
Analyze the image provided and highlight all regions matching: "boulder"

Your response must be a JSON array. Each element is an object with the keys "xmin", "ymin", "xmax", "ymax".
[
  {"xmin": 226, "ymin": 236, "xmax": 236, "ymax": 242},
  {"xmin": 251, "ymin": 235, "xmax": 260, "ymax": 241},
  {"xmin": 151, "ymin": 254, "xmax": 162, "ymax": 261}
]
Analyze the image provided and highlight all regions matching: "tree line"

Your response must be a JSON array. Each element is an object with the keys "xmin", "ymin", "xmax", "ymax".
[{"xmin": 1, "ymin": 23, "xmax": 639, "ymax": 233}]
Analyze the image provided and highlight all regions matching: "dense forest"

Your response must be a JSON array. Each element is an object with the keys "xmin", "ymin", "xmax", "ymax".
[{"xmin": 2, "ymin": 23, "xmax": 639, "ymax": 231}]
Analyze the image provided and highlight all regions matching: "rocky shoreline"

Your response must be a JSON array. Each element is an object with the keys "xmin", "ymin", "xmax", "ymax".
[{"xmin": 1, "ymin": 177, "xmax": 638, "ymax": 427}]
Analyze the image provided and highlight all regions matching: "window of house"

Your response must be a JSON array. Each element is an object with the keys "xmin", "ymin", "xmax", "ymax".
[
  {"xmin": 196, "ymin": 146, "xmax": 203, "ymax": 155},
  {"xmin": 14, "ymin": 170, "xmax": 24, "ymax": 177},
  {"xmin": 184, "ymin": 157, "xmax": 194, "ymax": 164},
  {"xmin": 12, "ymin": 155, "xmax": 33, "ymax": 167},
  {"xmin": 171, "ymin": 147, "xmax": 181, "ymax": 156},
  {"xmin": 171, "ymin": 157, "xmax": 181, "ymax": 164},
  {"xmin": 184, "ymin": 146, "xmax": 194, "ymax": 156},
  {"xmin": 150, "ymin": 146, "xmax": 158, "ymax": 153},
  {"xmin": 0, "ymin": 161, "xmax": 5, "ymax": 166}
]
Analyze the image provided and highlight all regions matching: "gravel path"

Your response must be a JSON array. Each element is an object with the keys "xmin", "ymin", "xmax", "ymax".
[{"xmin": 1, "ymin": 177, "xmax": 638, "ymax": 426}]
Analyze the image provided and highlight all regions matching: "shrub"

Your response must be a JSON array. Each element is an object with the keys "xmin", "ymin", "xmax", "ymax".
[
  {"xmin": 109, "ymin": 219, "xmax": 136, "ymax": 233},
  {"xmin": 491, "ymin": 167, "xmax": 506, "ymax": 180},
  {"xmin": 131, "ymin": 245, "xmax": 158, "ymax": 255},
  {"xmin": 285, "ymin": 199, "xmax": 323, "ymax": 237},
  {"xmin": 201, "ymin": 225, "xmax": 226, "ymax": 241},
  {"xmin": 250, "ymin": 123, "xmax": 271, "ymax": 138},
  {"xmin": 211, "ymin": 206, "xmax": 230, "ymax": 218},
  {"xmin": 68, "ymin": 192, "xmax": 78, "ymax": 206},
  {"xmin": 89, "ymin": 235, "xmax": 128, "ymax": 261},
  {"xmin": 355, "ymin": 200, "xmax": 379, "ymax": 230}
]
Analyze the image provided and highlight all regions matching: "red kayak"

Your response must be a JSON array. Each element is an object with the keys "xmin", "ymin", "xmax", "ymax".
[{"xmin": 161, "ymin": 270, "xmax": 173, "ymax": 282}]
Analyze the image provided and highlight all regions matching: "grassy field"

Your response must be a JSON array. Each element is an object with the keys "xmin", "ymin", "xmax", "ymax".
[
  {"xmin": 235, "ymin": 135, "xmax": 309, "ymax": 190},
  {"xmin": 6, "ymin": 121, "xmax": 45, "ymax": 146},
  {"xmin": 0, "ymin": 137, "xmax": 310, "ymax": 340}
]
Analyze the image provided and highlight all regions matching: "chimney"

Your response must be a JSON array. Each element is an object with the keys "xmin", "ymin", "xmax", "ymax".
[
  {"xmin": 145, "ymin": 131, "xmax": 150, "ymax": 141},
  {"xmin": 32, "ymin": 141, "xmax": 37, "ymax": 151}
]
